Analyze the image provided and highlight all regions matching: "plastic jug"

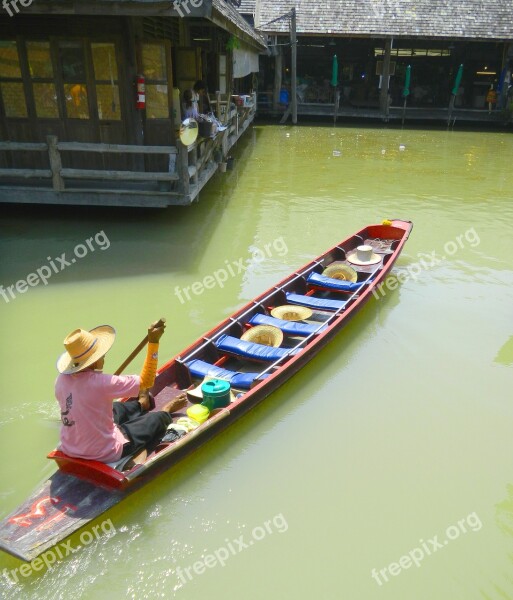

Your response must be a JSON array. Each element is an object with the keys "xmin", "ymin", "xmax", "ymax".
[{"xmin": 201, "ymin": 379, "xmax": 231, "ymax": 410}]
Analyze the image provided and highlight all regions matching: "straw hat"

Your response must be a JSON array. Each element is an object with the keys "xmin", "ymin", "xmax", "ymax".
[
  {"xmin": 241, "ymin": 325, "xmax": 283, "ymax": 347},
  {"xmin": 346, "ymin": 245, "xmax": 382, "ymax": 266},
  {"xmin": 179, "ymin": 118, "xmax": 198, "ymax": 146},
  {"xmin": 322, "ymin": 263, "xmax": 358, "ymax": 282},
  {"xmin": 270, "ymin": 305, "xmax": 313, "ymax": 321},
  {"xmin": 57, "ymin": 325, "xmax": 116, "ymax": 374}
]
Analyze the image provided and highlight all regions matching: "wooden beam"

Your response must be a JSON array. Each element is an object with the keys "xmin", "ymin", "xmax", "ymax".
[
  {"xmin": 0, "ymin": 142, "xmax": 47, "ymax": 151},
  {"xmin": 47, "ymin": 135, "xmax": 65, "ymax": 191},
  {"xmin": 177, "ymin": 141, "xmax": 190, "ymax": 196},
  {"xmin": 273, "ymin": 48, "xmax": 282, "ymax": 111},
  {"xmin": 290, "ymin": 8, "xmax": 297, "ymax": 124},
  {"xmin": 0, "ymin": 169, "xmax": 51, "ymax": 179},
  {"xmin": 57, "ymin": 142, "xmax": 178, "ymax": 154},
  {"xmin": 0, "ymin": 188, "xmax": 192, "ymax": 208},
  {"xmin": 379, "ymin": 38, "xmax": 392, "ymax": 121},
  {"xmin": 60, "ymin": 169, "xmax": 179, "ymax": 181}
]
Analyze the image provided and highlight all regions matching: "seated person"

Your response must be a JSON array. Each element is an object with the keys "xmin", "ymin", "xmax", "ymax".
[
  {"xmin": 182, "ymin": 88, "xmax": 199, "ymax": 119},
  {"xmin": 55, "ymin": 320, "xmax": 186, "ymax": 464},
  {"xmin": 193, "ymin": 80, "xmax": 212, "ymax": 114}
]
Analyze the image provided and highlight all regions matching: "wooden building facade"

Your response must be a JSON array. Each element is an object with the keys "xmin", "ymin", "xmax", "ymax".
[
  {"xmin": 0, "ymin": 0, "xmax": 266, "ymax": 206},
  {"xmin": 253, "ymin": 0, "xmax": 513, "ymax": 125}
]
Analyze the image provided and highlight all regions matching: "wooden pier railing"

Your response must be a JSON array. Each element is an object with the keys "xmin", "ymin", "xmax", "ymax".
[{"xmin": 0, "ymin": 93, "xmax": 257, "ymax": 207}]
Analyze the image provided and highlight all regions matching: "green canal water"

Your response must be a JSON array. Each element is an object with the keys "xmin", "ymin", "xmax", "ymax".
[{"xmin": 1, "ymin": 123, "xmax": 513, "ymax": 599}]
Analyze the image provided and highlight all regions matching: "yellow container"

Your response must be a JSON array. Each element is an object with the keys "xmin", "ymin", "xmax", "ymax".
[{"xmin": 186, "ymin": 404, "xmax": 210, "ymax": 424}]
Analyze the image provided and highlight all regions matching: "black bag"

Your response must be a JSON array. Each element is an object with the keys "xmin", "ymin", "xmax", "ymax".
[{"xmin": 198, "ymin": 121, "xmax": 213, "ymax": 138}]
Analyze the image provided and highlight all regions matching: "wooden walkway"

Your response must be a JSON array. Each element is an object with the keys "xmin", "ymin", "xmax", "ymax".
[{"xmin": 261, "ymin": 102, "xmax": 509, "ymax": 126}]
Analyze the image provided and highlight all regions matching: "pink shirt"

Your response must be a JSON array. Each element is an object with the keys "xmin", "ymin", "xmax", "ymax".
[{"xmin": 55, "ymin": 371, "xmax": 141, "ymax": 462}]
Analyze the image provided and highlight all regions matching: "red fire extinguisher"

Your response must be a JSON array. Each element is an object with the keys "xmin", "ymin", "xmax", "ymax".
[{"xmin": 136, "ymin": 75, "xmax": 145, "ymax": 110}]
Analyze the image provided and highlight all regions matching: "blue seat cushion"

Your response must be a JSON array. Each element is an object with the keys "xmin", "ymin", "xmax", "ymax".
[
  {"xmin": 249, "ymin": 313, "xmax": 325, "ymax": 337},
  {"xmin": 215, "ymin": 335, "xmax": 299, "ymax": 362},
  {"xmin": 285, "ymin": 292, "xmax": 348, "ymax": 312},
  {"xmin": 185, "ymin": 359, "xmax": 268, "ymax": 389},
  {"xmin": 307, "ymin": 271, "xmax": 363, "ymax": 292}
]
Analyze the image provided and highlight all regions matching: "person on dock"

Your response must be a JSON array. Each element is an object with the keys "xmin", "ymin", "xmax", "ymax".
[
  {"xmin": 193, "ymin": 80, "xmax": 211, "ymax": 114},
  {"xmin": 55, "ymin": 321, "xmax": 187, "ymax": 464},
  {"xmin": 183, "ymin": 88, "xmax": 199, "ymax": 119},
  {"xmin": 486, "ymin": 84, "xmax": 497, "ymax": 114}
]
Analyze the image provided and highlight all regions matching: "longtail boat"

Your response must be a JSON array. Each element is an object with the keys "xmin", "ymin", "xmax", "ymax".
[{"xmin": 0, "ymin": 219, "xmax": 412, "ymax": 561}]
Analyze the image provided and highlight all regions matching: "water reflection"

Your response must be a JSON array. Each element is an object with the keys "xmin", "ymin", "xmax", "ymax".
[{"xmin": 495, "ymin": 336, "xmax": 513, "ymax": 366}]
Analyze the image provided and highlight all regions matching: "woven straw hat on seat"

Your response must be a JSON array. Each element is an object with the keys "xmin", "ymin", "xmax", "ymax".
[
  {"xmin": 241, "ymin": 325, "xmax": 283, "ymax": 347},
  {"xmin": 322, "ymin": 263, "xmax": 358, "ymax": 282},
  {"xmin": 270, "ymin": 305, "xmax": 313, "ymax": 321}
]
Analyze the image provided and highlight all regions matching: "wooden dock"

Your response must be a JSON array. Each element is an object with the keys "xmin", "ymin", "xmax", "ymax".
[
  {"xmin": 260, "ymin": 101, "xmax": 509, "ymax": 126},
  {"xmin": 0, "ymin": 97, "xmax": 257, "ymax": 209}
]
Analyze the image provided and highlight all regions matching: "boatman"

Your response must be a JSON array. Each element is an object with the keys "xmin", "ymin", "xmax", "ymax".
[{"xmin": 55, "ymin": 320, "xmax": 187, "ymax": 464}]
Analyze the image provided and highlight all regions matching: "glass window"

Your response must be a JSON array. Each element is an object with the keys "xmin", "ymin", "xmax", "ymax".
[
  {"xmin": 96, "ymin": 84, "xmax": 120, "ymax": 120},
  {"xmin": 0, "ymin": 41, "xmax": 22, "ymax": 78},
  {"xmin": 142, "ymin": 42, "xmax": 169, "ymax": 119},
  {"xmin": 142, "ymin": 44, "xmax": 167, "ymax": 80},
  {"xmin": 26, "ymin": 41, "xmax": 59, "ymax": 119},
  {"xmin": 27, "ymin": 41, "xmax": 53, "ymax": 78},
  {"xmin": 59, "ymin": 42, "xmax": 89, "ymax": 118},
  {"xmin": 0, "ymin": 82, "xmax": 27, "ymax": 117},
  {"xmin": 0, "ymin": 41, "xmax": 27, "ymax": 118},
  {"xmin": 92, "ymin": 43, "xmax": 121, "ymax": 121},
  {"xmin": 92, "ymin": 43, "xmax": 118, "ymax": 81},
  {"xmin": 59, "ymin": 42, "xmax": 87, "ymax": 81},
  {"xmin": 33, "ymin": 82, "xmax": 59, "ymax": 118},
  {"xmin": 146, "ymin": 84, "xmax": 169, "ymax": 118},
  {"xmin": 64, "ymin": 83, "xmax": 89, "ymax": 119}
]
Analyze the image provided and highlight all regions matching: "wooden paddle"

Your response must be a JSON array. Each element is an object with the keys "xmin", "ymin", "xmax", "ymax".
[{"xmin": 114, "ymin": 318, "xmax": 166, "ymax": 376}]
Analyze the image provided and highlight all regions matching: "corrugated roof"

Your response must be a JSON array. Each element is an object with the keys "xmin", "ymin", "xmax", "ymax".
[
  {"xmin": 256, "ymin": 0, "xmax": 513, "ymax": 40},
  {"xmin": 239, "ymin": 0, "xmax": 256, "ymax": 14},
  {"xmin": 212, "ymin": 0, "xmax": 266, "ymax": 48}
]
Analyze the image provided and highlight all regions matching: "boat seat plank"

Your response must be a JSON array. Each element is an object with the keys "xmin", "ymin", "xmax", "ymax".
[
  {"xmin": 216, "ymin": 335, "xmax": 299, "ymax": 362},
  {"xmin": 185, "ymin": 359, "xmax": 268, "ymax": 389},
  {"xmin": 249, "ymin": 313, "xmax": 326, "ymax": 336},
  {"xmin": 307, "ymin": 272, "xmax": 364, "ymax": 292},
  {"xmin": 285, "ymin": 292, "xmax": 348, "ymax": 312}
]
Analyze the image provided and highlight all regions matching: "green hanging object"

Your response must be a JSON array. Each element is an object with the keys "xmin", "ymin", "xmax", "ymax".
[
  {"xmin": 402, "ymin": 65, "xmax": 411, "ymax": 98},
  {"xmin": 452, "ymin": 64, "xmax": 463, "ymax": 96},
  {"xmin": 331, "ymin": 54, "xmax": 338, "ymax": 87},
  {"xmin": 226, "ymin": 35, "xmax": 240, "ymax": 51}
]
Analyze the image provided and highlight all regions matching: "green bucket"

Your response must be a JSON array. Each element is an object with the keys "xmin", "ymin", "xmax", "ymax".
[{"xmin": 201, "ymin": 379, "xmax": 231, "ymax": 410}]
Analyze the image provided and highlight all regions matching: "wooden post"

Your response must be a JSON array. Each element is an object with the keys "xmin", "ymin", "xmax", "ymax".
[
  {"xmin": 290, "ymin": 8, "xmax": 298, "ymax": 124},
  {"xmin": 498, "ymin": 42, "xmax": 512, "ymax": 110},
  {"xmin": 46, "ymin": 135, "xmax": 64, "ymax": 191},
  {"xmin": 215, "ymin": 91, "xmax": 221, "ymax": 120},
  {"xmin": 125, "ymin": 17, "xmax": 144, "ymax": 170},
  {"xmin": 178, "ymin": 141, "xmax": 190, "ymax": 197},
  {"xmin": 379, "ymin": 38, "xmax": 392, "ymax": 121},
  {"xmin": 273, "ymin": 47, "xmax": 282, "ymax": 111}
]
